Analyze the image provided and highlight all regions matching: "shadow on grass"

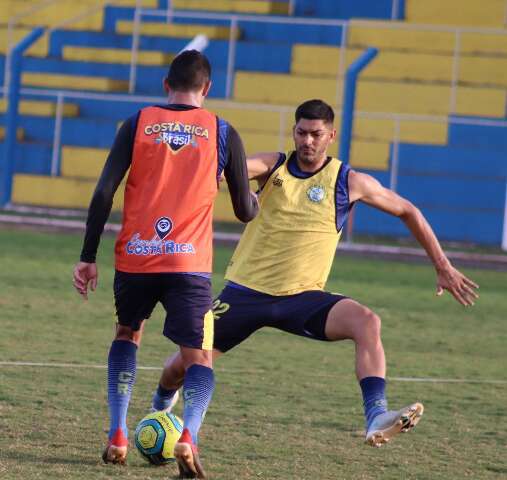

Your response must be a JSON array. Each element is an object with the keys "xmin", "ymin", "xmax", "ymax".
[{"xmin": 1, "ymin": 449, "xmax": 98, "ymax": 467}]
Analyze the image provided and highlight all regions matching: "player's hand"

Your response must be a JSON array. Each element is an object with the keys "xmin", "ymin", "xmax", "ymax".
[
  {"xmin": 435, "ymin": 264, "xmax": 479, "ymax": 306},
  {"xmin": 73, "ymin": 261, "xmax": 98, "ymax": 300}
]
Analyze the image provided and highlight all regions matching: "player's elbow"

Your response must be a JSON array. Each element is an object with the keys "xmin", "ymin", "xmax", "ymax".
[
  {"xmin": 398, "ymin": 200, "xmax": 420, "ymax": 222},
  {"xmin": 234, "ymin": 203, "xmax": 258, "ymax": 223}
]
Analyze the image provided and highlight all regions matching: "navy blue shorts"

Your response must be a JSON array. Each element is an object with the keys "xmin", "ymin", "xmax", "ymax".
[
  {"xmin": 212, "ymin": 284, "xmax": 348, "ymax": 352},
  {"xmin": 113, "ymin": 271, "xmax": 213, "ymax": 350}
]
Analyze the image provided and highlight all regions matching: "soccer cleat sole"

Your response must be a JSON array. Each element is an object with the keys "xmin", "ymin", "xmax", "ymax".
[
  {"xmin": 366, "ymin": 402, "xmax": 424, "ymax": 448},
  {"xmin": 102, "ymin": 444, "xmax": 128, "ymax": 465},
  {"xmin": 174, "ymin": 442, "xmax": 207, "ymax": 479}
]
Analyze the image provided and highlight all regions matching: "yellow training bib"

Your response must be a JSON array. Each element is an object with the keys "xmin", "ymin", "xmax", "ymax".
[{"xmin": 226, "ymin": 152, "xmax": 351, "ymax": 295}]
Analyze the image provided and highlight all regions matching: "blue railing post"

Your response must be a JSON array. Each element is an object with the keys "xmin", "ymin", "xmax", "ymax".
[
  {"xmin": 1, "ymin": 27, "xmax": 44, "ymax": 207},
  {"xmin": 339, "ymin": 47, "xmax": 378, "ymax": 165}
]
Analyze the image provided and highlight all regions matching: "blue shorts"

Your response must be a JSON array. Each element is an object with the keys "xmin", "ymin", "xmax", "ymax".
[
  {"xmin": 114, "ymin": 271, "xmax": 213, "ymax": 350},
  {"xmin": 212, "ymin": 284, "xmax": 348, "ymax": 352}
]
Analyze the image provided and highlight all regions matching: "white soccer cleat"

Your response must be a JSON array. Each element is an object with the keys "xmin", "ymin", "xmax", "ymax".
[
  {"xmin": 365, "ymin": 402, "xmax": 424, "ymax": 447},
  {"xmin": 151, "ymin": 389, "xmax": 180, "ymax": 413}
]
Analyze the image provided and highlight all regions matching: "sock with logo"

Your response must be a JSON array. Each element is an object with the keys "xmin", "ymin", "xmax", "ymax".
[
  {"xmin": 181, "ymin": 364, "xmax": 215, "ymax": 445},
  {"xmin": 107, "ymin": 339, "xmax": 137, "ymax": 440},
  {"xmin": 360, "ymin": 376, "xmax": 388, "ymax": 430},
  {"xmin": 152, "ymin": 383, "xmax": 178, "ymax": 411}
]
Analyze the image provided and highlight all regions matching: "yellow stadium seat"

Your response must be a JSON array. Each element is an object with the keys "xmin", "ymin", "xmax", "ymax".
[
  {"xmin": 234, "ymin": 72, "xmax": 506, "ymax": 117},
  {"xmin": 171, "ymin": 0, "xmax": 289, "ymax": 15},
  {"xmin": 405, "ymin": 0, "xmax": 505, "ymax": 28},
  {"xmin": 63, "ymin": 47, "xmax": 173, "ymax": 66},
  {"xmin": 348, "ymin": 21, "xmax": 456, "ymax": 55},
  {"xmin": 12, "ymin": 174, "xmax": 125, "ymax": 210},
  {"xmin": 459, "ymin": 56, "xmax": 507, "ymax": 87},
  {"xmin": 356, "ymin": 80, "xmax": 506, "ymax": 117},
  {"xmin": 0, "ymin": 99, "xmax": 79, "ymax": 117},
  {"xmin": 0, "ymin": 27, "xmax": 49, "ymax": 57},
  {"xmin": 116, "ymin": 21, "xmax": 238, "ymax": 40},
  {"xmin": 461, "ymin": 33, "xmax": 507, "ymax": 56},
  {"xmin": 206, "ymin": 102, "xmax": 294, "ymax": 134},
  {"xmin": 21, "ymin": 73, "xmax": 129, "ymax": 92},
  {"xmin": 12, "ymin": 173, "xmax": 238, "ymax": 222},
  {"xmin": 354, "ymin": 117, "xmax": 448, "ymax": 145},
  {"xmin": 234, "ymin": 72, "xmax": 340, "ymax": 106},
  {"xmin": 292, "ymin": 45, "xmax": 454, "ymax": 83},
  {"xmin": 0, "ymin": 3, "xmax": 103, "ymax": 31},
  {"xmin": 60, "ymin": 146, "xmax": 109, "ymax": 179},
  {"xmin": 350, "ymin": 140, "xmax": 391, "ymax": 170}
]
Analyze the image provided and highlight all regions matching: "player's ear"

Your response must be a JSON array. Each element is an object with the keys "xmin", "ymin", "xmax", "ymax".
[
  {"xmin": 329, "ymin": 128, "xmax": 337, "ymax": 143},
  {"xmin": 202, "ymin": 80, "xmax": 212, "ymax": 97},
  {"xmin": 163, "ymin": 77, "xmax": 170, "ymax": 94}
]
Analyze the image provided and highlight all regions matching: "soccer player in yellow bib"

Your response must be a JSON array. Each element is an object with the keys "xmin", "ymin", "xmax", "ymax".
[{"xmin": 151, "ymin": 99, "xmax": 479, "ymax": 449}]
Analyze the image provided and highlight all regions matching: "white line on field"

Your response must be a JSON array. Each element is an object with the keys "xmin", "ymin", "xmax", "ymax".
[{"xmin": 0, "ymin": 361, "xmax": 506, "ymax": 385}]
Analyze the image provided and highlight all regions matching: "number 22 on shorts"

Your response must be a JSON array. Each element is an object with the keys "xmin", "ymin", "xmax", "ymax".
[{"xmin": 212, "ymin": 299, "xmax": 230, "ymax": 320}]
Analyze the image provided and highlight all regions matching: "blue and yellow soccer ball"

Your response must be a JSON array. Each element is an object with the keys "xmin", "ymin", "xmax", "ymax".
[{"xmin": 134, "ymin": 411, "xmax": 183, "ymax": 465}]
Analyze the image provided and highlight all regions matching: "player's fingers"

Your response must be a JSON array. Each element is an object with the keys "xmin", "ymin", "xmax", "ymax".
[
  {"xmin": 73, "ymin": 267, "xmax": 85, "ymax": 283},
  {"xmin": 463, "ymin": 277, "xmax": 479, "ymax": 289},
  {"xmin": 461, "ymin": 283, "xmax": 479, "ymax": 299},
  {"xmin": 73, "ymin": 277, "xmax": 85, "ymax": 290},
  {"xmin": 447, "ymin": 285, "xmax": 469, "ymax": 306},
  {"xmin": 74, "ymin": 285, "xmax": 88, "ymax": 300}
]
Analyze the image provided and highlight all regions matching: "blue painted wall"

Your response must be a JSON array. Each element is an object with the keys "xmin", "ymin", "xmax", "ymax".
[
  {"xmin": 448, "ymin": 116, "xmax": 507, "ymax": 152},
  {"xmin": 294, "ymin": 0, "xmax": 404, "ymax": 20},
  {"xmin": 354, "ymin": 144, "xmax": 507, "ymax": 245}
]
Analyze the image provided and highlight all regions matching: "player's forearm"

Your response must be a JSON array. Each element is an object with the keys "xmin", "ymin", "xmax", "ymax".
[
  {"xmin": 80, "ymin": 187, "xmax": 114, "ymax": 262},
  {"xmin": 400, "ymin": 204, "xmax": 451, "ymax": 271}
]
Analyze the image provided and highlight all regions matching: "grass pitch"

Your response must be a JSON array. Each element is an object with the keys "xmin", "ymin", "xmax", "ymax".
[{"xmin": 0, "ymin": 227, "xmax": 506, "ymax": 479}]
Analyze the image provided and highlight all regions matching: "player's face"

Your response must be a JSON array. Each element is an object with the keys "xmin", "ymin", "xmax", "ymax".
[{"xmin": 293, "ymin": 118, "xmax": 336, "ymax": 166}]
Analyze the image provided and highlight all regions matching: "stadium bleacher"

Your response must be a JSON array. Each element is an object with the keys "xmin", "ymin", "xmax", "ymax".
[{"xmin": 1, "ymin": 0, "xmax": 506, "ymax": 245}]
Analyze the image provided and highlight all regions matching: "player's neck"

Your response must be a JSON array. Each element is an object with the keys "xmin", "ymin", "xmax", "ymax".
[
  {"xmin": 167, "ymin": 91, "xmax": 204, "ymax": 108},
  {"xmin": 296, "ymin": 154, "xmax": 328, "ymax": 173}
]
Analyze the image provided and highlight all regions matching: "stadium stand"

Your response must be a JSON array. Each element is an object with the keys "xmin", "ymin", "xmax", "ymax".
[{"xmin": 1, "ymin": 0, "xmax": 506, "ymax": 245}]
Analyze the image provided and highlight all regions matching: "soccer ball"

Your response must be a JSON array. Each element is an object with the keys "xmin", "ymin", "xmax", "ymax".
[{"xmin": 134, "ymin": 411, "xmax": 183, "ymax": 465}]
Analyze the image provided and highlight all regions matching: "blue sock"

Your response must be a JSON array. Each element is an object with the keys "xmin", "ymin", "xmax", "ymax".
[
  {"xmin": 152, "ymin": 383, "xmax": 178, "ymax": 411},
  {"xmin": 182, "ymin": 364, "xmax": 215, "ymax": 445},
  {"xmin": 107, "ymin": 340, "xmax": 137, "ymax": 439},
  {"xmin": 360, "ymin": 376, "xmax": 388, "ymax": 430}
]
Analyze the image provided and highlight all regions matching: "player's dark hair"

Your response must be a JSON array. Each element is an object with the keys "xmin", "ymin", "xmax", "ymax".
[
  {"xmin": 166, "ymin": 50, "xmax": 211, "ymax": 92},
  {"xmin": 295, "ymin": 99, "xmax": 334, "ymax": 125}
]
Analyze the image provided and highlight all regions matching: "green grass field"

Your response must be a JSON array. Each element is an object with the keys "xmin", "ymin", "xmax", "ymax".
[{"xmin": 0, "ymin": 227, "xmax": 506, "ymax": 480}]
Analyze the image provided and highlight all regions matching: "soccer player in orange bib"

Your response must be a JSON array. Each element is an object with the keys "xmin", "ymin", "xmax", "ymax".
[
  {"xmin": 72, "ymin": 50, "xmax": 258, "ymax": 478},
  {"xmin": 151, "ymin": 99, "xmax": 479, "ymax": 451}
]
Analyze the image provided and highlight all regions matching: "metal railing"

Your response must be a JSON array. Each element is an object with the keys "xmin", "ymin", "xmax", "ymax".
[
  {"xmin": 5, "ymin": 1, "xmax": 507, "ymax": 112},
  {"xmin": 2, "ymin": 0, "xmax": 157, "ymax": 97},
  {"xmin": 127, "ymin": 7, "xmax": 507, "ymax": 114},
  {"xmin": 128, "ymin": 8, "xmax": 349, "ymax": 96},
  {"xmin": 6, "ymin": 86, "xmax": 507, "ymax": 179},
  {"xmin": 2, "ymin": 82, "xmax": 506, "ymax": 247}
]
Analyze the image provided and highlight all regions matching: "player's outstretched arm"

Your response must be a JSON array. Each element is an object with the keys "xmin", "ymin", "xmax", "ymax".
[
  {"xmin": 348, "ymin": 170, "xmax": 479, "ymax": 306},
  {"xmin": 246, "ymin": 152, "xmax": 280, "ymax": 183}
]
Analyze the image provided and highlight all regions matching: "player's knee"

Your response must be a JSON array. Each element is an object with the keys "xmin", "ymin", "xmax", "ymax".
[
  {"xmin": 115, "ymin": 324, "xmax": 141, "ymax": 346},
  {"xmin": 180, "ymin": 346, "xmax": 213, "ymax": 370},
  {"xmin": 357, "ymin": 308, "xmax": 381, "ymax": 342}
]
